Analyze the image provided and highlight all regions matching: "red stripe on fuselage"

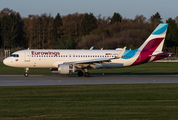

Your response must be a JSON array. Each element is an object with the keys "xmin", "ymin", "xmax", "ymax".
[{"xmin": 131, "ymin": 38, "xmax": 164, "ymax": 66}]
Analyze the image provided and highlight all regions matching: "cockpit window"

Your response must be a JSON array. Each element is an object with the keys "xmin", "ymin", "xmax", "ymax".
[{"xmin": 10, "ymin": 54, "xmax": 19, "ymax": 57}]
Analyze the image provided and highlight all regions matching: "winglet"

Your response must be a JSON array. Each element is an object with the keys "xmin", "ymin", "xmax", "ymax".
[
  {"xmin": 90, "ymin": 46, "xmax": 94, "ymax": 50},
  {"xmin": 115, "ymin": 47, "xmax": 126, "ymax": 59}
]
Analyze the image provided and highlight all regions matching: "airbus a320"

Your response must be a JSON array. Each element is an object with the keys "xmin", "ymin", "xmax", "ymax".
[{"xmin": 3, "ymin": 24, "xmax": 171, "ymax": 77}]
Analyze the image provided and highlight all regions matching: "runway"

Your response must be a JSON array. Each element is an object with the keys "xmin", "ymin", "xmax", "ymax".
[{"xmin": 0, "ymin": 75, "xmax": 178, "ymax": 86}]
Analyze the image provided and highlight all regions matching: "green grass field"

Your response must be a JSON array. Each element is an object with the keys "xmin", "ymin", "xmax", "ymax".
[
  {"xmin": 1, "ymin": 62, "xmax": 178, "ymax": 75},
  {"xmin": 0, "ymin": 84, "xmax": 178, "ymax": 120},
  {"xmin": 1, "ymin": 62, "xmax": 178, "ymax": 119}
]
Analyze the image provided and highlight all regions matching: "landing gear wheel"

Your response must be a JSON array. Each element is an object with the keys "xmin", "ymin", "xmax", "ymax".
[
  {"xmin": 84, "ymin": 72, "xmax": 90, "ymax": 77},
  {"xmin": 24, "ymin": 73, "xmax": 28, "ymax": 77},
  {"xmin": 78, "ymin": 71, "xmax": 84, "ymax": 77},
  {"xmin": 24, "ymin": 68, "xmax": 29, "ymax": 77}
]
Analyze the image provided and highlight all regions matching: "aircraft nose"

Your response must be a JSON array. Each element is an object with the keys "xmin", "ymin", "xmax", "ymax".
[{"xmin": 3, "ymin": 58, "xmax": 9, "ymax": 66}]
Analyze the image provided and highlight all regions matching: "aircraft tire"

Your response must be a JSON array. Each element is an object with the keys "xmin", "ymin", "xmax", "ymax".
[
  {"xmin": 84, "ymin": 72, "xmax": 90, "ymax": 77},
  {"xmin": 24, "ymin": 73, "xmax": 28, "ymax": 77},
  {"xmin": 78, "ymin": 71, "xmax": 83, "ymax": 77}
]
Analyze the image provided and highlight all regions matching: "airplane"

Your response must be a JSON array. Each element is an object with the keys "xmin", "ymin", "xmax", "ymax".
[{"xmin": 3, "ymin": 23, "xmax": 171, "ymax": 77}]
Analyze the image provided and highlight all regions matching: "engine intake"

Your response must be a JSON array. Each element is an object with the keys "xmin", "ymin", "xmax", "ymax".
[{"xmin": 50, "ymin": 64, "xmax": 76, "ymax": 74}]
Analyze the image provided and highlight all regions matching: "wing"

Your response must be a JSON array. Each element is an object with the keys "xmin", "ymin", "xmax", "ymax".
[
  {"xmin": 64, "ymin": 47, "xmax": 126, "ymax": 69},
  {"xmin": 64, "ymin": 58, "xmax": 110, "ymax": 64}
]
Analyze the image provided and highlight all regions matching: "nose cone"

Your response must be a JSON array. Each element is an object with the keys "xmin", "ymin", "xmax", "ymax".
[
  {"xmin": 3, "ymin": 58, "xmax": 11, "ymax": 67},
  {"xmin": 3, "ymin": 58, "xmax": 8, "ymax": 66},
  {"xmin": 3, "ymin": 58, "xmax": 18, "ymax": 67}
]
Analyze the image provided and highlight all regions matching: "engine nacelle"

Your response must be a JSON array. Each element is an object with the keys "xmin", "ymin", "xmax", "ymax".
[{"xmin": 50, "ymin": 64, "xmax": 76, "ymax": 74}]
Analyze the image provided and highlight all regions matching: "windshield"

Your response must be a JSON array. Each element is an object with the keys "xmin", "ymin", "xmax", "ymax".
[{"xmin": 10, "ymin": 54, "xmax": 19, "ymax": 57}]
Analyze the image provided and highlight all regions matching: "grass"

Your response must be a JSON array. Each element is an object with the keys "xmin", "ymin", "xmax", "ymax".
[
  {"xmin": 0, "ymin": 84, "xmax": 178, "ymax": 119},
  {"xmin": 1, "ymin": 62, "xmax": 178, "ymax": 119},
  {"xmin": 1, "ymin": 62, "xmax": 178, "ymax": 75}
]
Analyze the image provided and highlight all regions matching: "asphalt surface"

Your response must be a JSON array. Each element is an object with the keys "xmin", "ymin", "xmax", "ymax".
[{"xmin": 0, "ymin": 75, "xmax": 178, "ymax": 86}]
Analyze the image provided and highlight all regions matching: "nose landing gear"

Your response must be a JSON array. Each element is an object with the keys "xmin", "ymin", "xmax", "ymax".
[{"xmin": 24, "ymin": 68, "xmax": 29, "ymax": 77}]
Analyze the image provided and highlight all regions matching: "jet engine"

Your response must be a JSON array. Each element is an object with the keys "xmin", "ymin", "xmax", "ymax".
[{"xmin": 50, "ymin": 64, "xmax": 76, "ymax": 74}]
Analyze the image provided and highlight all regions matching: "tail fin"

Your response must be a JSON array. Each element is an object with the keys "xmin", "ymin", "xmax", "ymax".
[{"xmin": 139, "ymin": 24, "xmax": 168, "ymax": 52}]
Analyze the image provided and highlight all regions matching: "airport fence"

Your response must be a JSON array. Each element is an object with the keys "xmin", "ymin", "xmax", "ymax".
[{"xmin": 0, "ymin": 49, "xmax": 11, "ymax": 62}]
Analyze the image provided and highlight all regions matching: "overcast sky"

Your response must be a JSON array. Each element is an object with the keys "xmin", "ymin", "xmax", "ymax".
[{"xmin": 1, "ymin": 0, "xmax": 177, "ymax": 22}]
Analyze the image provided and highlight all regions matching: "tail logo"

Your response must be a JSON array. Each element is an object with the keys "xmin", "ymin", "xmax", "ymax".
[{"xmin": 131, "ymin": 23, "xmax": 168, "ymax": 65}]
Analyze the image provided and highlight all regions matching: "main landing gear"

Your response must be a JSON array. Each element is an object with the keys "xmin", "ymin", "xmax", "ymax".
[
  {"xmin": 77, "ymin": 69, "xmax": 90, "ymax": 77},
  {"xmin": 24, "ymin": 68, "xmax": 29, "ymax": 77},
  {"xmin": 78, "ymin": 70, "xmax": 84, "ymax": 77},
  {"xmin": 84, "ymin": 72, "xmax": 90, "ymax": 77}
]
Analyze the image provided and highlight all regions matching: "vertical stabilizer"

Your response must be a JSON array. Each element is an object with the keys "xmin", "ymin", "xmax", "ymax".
[{"xmin": 139, "ymin": 24, "xmax": 168, "ymax": 52}]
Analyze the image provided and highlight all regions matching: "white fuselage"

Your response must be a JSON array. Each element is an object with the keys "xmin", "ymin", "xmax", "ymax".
[{"xmin": 3, "ymin": 49, "xmax": 139, "ymax": 69}]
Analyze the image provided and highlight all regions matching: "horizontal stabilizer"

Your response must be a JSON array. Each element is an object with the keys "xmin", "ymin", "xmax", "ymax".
[{"xmin": 151, "ymin": 52, "xmax": 173, "ymax": 57}]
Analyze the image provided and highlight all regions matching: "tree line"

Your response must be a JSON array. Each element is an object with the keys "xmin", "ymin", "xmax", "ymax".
[{"xmin": 1, "ymin": 8, "xmax": 178, "ymax": 55}]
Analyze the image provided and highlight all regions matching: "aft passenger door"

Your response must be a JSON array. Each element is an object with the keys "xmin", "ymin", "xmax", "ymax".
[{"xmin": 24, "ymin": 51, "xmax": 30, "ymax": 62}]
